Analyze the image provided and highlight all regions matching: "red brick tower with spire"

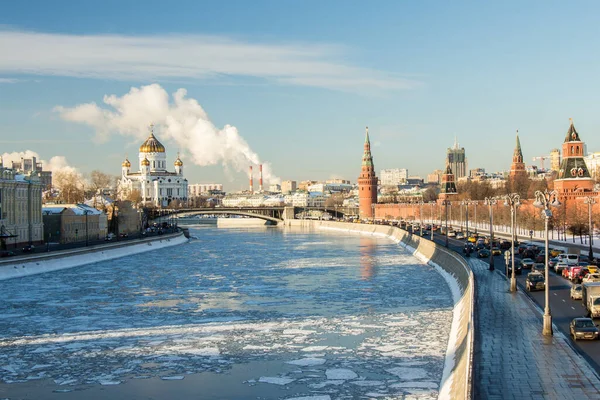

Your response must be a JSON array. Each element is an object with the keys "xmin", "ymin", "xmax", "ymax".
[
  {"xmin": 509, "ymin": 130, "xmax": 527, "ymax": 179},
  {"xmin": 358, "ymin": 126, "xmax": 378, "ymax": 219},
  {"xmin": 554, "ymin": 118, "xmax": 594, "ymax": 195}
]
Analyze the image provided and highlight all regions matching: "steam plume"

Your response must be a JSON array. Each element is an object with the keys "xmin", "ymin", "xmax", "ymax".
[{"xmin": 55, "ymin": 84, "xmax": 280, "ymax": 184}]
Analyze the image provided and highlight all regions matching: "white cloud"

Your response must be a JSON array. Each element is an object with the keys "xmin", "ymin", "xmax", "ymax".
[
  {"xmin": 55, "ymin": 84, "xmax": 280, "ymax": 184},
  {"xmin": 0, "ymin": 30, "xmax": 419, "ymax": 93},
  {"xmin": 0, "ymin": 78, "xmax": 19, "ymax": 83},
  {"xmin": 1, "ymin": 150, "xmax": 79, "ymax": 176}
]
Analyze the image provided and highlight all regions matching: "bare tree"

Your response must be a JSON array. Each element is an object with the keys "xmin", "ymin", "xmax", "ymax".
[
  {"xmin": 325, "ymin": 193, "xmax": 345, "ymax": 207},
  {"xmin": 89, "ymin": 170, "xmax": 115, "ymax": 195},
  {"xmin": 53, "ymin": 170, "xmax": 84, "ymax": 203},
  {"xmin": 125, "ymin": 189, "xmax": 142, "ymax": 204}
]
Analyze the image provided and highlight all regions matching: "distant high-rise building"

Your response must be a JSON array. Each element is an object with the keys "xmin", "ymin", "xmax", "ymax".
[
  {"xmin": 281, "ymin": 180, "xmax": 297, "ymax": 194},
  {"xmin": 554, "ymin": 119, "xmax": 594, "ymax": 195},
  {"xmin": 10, "ymin": 156, "xmax": 52, "ymax": 189},
  {"xmin": 380, "ymin": 168, "xmax": 408, "ymax": 186},
  {"xmin": 427, "ymin": 169, "xmax": 443, "ymax": 184},
  {"xmin": 446, "ymin": 138, "xmax": 467, "ymax": 179},
  {"xmin": 550, "ymin": 148, "xmax": 561, "ymax": 172},
  {"xmin": 585, "ymin": 152, "xmax": 600, "ymax": 181},
  {"xmin": 358, "ymin": 127, "xmax": 378, "ymax": 219},
  {"xmin": 509, "ymin": 132, "xmax": 527, "ymax": 180}
]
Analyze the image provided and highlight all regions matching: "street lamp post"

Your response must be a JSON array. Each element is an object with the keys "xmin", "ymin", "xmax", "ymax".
[
  {"xmin": 429, "ymin": 201, "xmax": 436, "ymax": 240},
  {"xmin": 443, "ymin": 200, "xmax": 450, "ymax": 247},
  {"xmin": 484, "ymin": 197, "xmax": 497, "ymax": 271},
  {"xmin": 504, "ymin": 193, "xmax": 521, "ymax": 292},
  {"xmin": 473, "ymin": 201, "xmax": 478, "ymax": 234},
  {"xmin": 534, "ymin": 189, "xmax": 561, "ymax": 336},
  {"xmin": 584, "ymin": 197, "xmax": 596, "ymax": 262},
  {"xmin": 419, "ymin": 201, "xmax": 424, "ymax": 236},
  {"xmin": 83, "ymin": 210, "xmax": 90, "ymax": 247},
  {"xmin": 461, "ymin": 200, "xmax": 470, "ymax": 239}
]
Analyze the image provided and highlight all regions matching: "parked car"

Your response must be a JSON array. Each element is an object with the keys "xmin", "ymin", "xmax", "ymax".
[
  {"xmin": 520, "ymin": 258, "xmax": 535, "ymax": 269},
  {"xmin": 550, "ymin": 248, "xmax": 564, "ymax": 258},
  {"xmin": 532, "ymin": 263, "xmax": 545, "ymax": 274},
  {"xmin": 568, "ymin": 266, "xmax": 584, "ymax": 282},
  {"xmin": 105, "ymin": 233, "xmax": 116, "ymax": 241},
  {"xmin": 491, "ymin": 246, "xmax": 502, "ymax": 256},
  {"xmin": 477, "ymin": 249, "xmax": 491, "ymax": 258},
  {"xmin": 508, "ymin": 262, "xmax": 523, "ymax": 276},
  {"xmin": 535, "ymin": 252, "xmax": 546, "ymax": 263},
  {"xmin": 22, "ymin": 244, "xmax": 35, "ymax": 252},
  {"xmin": 0, "ymin": 250, "xmax": 16, "ymax": 258},
  {"xmin": 570, "ymin": 318, "xmax": 600, "ymax": 341},
  {"xmin": 571, "ymin": 284, "xmax": 584, "ymax": 300},
  {"xmin": 455, "ymin": 232, "xmax": 465, "ymax": 240},
  {"xmin": 573, "ymin": 268, "xmax": 590, "ymax": 284},
  {"xmin": 447, "ymin": 230, "xmax": 456, "ymax": 238},
  {"xmin": 582, "ymin": 273, "xmax": 600, "ymax": 283},
  {"xmin": 525, "ymin": 272, "xmax": 545, "ymax": 292},
  {"xmin": 555, "ymin": 261, "xmax": 569, "ymax": 275}
]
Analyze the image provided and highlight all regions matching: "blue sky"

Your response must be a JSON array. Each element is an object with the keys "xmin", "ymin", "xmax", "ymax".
[{"xmin": 1, "ymin": 1, "xmax": 600, "ymax": 190}]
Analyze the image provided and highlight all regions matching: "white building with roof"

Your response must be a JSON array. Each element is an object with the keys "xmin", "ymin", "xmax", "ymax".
[
  {"xmin": 0, "ymin": 167, "xmax": 44, "ymax": 247},
  {"xmin": 118, "ymin": 126, "xmax": 188, "ymax": 208}
]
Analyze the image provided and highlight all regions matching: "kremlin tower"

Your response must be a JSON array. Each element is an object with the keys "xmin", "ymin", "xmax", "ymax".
[
  {"xmin": 358, "ymin": 127, "xmax": 378, "ymax": 219},
  {"xmin": 438, "ymin": 164, "xmax": 458, "ymax": 200},
  {"xmin": 509, "ymin": 131, "xmax": 527, "ymax": 180},
  {"xmin": 553, "ymin": 119, "xmax": 594, "ymax": 196}
]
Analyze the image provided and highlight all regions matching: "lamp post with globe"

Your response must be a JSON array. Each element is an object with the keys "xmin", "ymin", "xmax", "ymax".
[
  {"xmin": 534, "ymin": 189, "xmax": 561, "ymax": 336},
  {"xmin": 504, "ymin": 193, "xmax": 521, "ymax": 292}
]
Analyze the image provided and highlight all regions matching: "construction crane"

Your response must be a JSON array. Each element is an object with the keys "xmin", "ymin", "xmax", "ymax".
[{"xmin": 532, "ymin": 155, "xmax": 550, "ymax": 171}]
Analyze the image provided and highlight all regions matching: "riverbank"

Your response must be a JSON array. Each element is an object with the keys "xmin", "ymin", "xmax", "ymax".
[{"xmin": 0, "ymin": 232, "xmax": 188, "ymax": 281}]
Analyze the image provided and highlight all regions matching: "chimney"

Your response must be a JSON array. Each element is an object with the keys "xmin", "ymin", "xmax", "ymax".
[
  {"xmin": 259, "ymin": 164, "xmax": 263, "ymax": 192},
  {"xmin": 249, "ymin": 166, "xmax": 254, "ymax": 193}
]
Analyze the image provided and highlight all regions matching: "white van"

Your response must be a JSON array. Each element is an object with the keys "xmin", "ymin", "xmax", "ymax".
[{"xmin": 558, "ymin": 253, "xmax": 579, "ymax": 266}]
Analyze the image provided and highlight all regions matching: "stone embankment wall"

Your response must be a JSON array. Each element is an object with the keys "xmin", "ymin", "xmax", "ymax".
[
  {"xmin": 0, "ymin": 232, "xmax": 188, "ymax": 281},
  {"xmin": 284, "ymin": 220, "xmax": 474, "ymax": 400}
]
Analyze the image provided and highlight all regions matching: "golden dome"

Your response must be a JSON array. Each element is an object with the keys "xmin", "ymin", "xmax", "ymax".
[
  {"xmin": 122, "ymin": 158, "xmax": 131, "ymax": 168},
  {"xmin": 174, "ymin": 158, "xmax": 183, "ymax": 167},
  {"xmin": 141, "ymin": 157, "xmax": 150, "ymax": 166},
  {"xmin": 139, "ymin": 132, "xmax": 165, "ymax": 153}
]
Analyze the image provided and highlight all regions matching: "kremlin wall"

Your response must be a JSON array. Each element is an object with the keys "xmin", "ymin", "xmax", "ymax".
[{"xmin": 361, "ymin": 120, "xmax": 599, "ymax": 232}]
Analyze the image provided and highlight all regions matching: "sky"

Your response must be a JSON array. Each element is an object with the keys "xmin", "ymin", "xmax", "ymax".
[{"xmin": 1, "ymin": 0, "xmax": 600, "ymax": 191}]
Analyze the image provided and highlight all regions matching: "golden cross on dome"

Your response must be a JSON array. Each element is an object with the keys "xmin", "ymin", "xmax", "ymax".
[{"xmin": 149, "ymin": 123, "xmax": 154, "ymax": 133}]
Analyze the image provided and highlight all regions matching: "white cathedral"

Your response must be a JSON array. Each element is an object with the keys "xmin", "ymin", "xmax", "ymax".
[{"xmin": 118, "ymin": 126, "xmax": 188, "ymax": 207}]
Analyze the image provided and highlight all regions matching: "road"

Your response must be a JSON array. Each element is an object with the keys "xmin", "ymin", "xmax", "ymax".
[{"xmin": 420, "ymin": 227, "xmax": 600, "ymax": 374}]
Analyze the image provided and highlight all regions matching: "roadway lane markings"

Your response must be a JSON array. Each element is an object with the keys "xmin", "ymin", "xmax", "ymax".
[
  {"xmin": 572, "ymin": 307, "xmax": 576, "ymax": 310},
  {"xmin": 562, "ymin": 299, "xmax": 566, "ymax": 302},
  {"xmin": 554, "ymin": 293, "xmax": 557, "ymax": 296}
]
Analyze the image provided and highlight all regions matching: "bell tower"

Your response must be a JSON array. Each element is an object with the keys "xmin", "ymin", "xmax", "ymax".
[{"xmin": 358, "ymin": 127, "xmax": 378, "ymax": 219}]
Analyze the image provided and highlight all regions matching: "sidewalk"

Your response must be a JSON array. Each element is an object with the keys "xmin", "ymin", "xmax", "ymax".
[{"xmin": 469, "ymin": 258, "xmax": 600, "ymax": 399}]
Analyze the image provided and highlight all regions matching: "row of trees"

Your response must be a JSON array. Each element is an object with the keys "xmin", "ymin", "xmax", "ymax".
[{"xmin": 48, "ymin": 170, "xmax": 117, "ymax": 204}]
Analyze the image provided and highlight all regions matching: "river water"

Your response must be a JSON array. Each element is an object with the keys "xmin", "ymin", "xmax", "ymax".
[{"xmin": 0, "ymin": 226, "xmax": 454, "ymax": 399}]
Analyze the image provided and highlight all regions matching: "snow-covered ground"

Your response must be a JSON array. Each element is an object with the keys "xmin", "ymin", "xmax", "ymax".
[{"xmin": 0, "ymin": 227, "xmax": 454, "ymax": 399}]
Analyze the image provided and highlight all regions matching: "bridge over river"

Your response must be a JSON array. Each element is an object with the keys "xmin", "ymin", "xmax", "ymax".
[{"xmin": 151, "ymin": 206, "xmax": 359, "ymax": 224}]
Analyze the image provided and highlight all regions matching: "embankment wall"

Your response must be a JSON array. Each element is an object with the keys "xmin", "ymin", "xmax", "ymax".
[{"xmin": 0, "ymin": 232, "xmax": 188, "ymax": 281}]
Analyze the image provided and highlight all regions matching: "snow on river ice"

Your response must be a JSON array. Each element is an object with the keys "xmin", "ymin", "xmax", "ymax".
[{"xmin": 0, "ymin": 227, "xmax": 454, "ymax": 399}]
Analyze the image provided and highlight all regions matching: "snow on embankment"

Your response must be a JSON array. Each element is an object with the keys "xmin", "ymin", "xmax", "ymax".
[
  {"xmin": 0, "ymin": 232, "xmax": 188, "ymax": 281},
  {"xmin": 285, "ymin": 220, "xmax": 474, "ymax": 400}
]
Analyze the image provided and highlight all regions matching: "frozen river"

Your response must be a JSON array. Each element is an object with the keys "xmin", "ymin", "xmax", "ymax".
[{"xmin": 0, "ymin": 226, "xmax": 454, "ymax": 399}]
